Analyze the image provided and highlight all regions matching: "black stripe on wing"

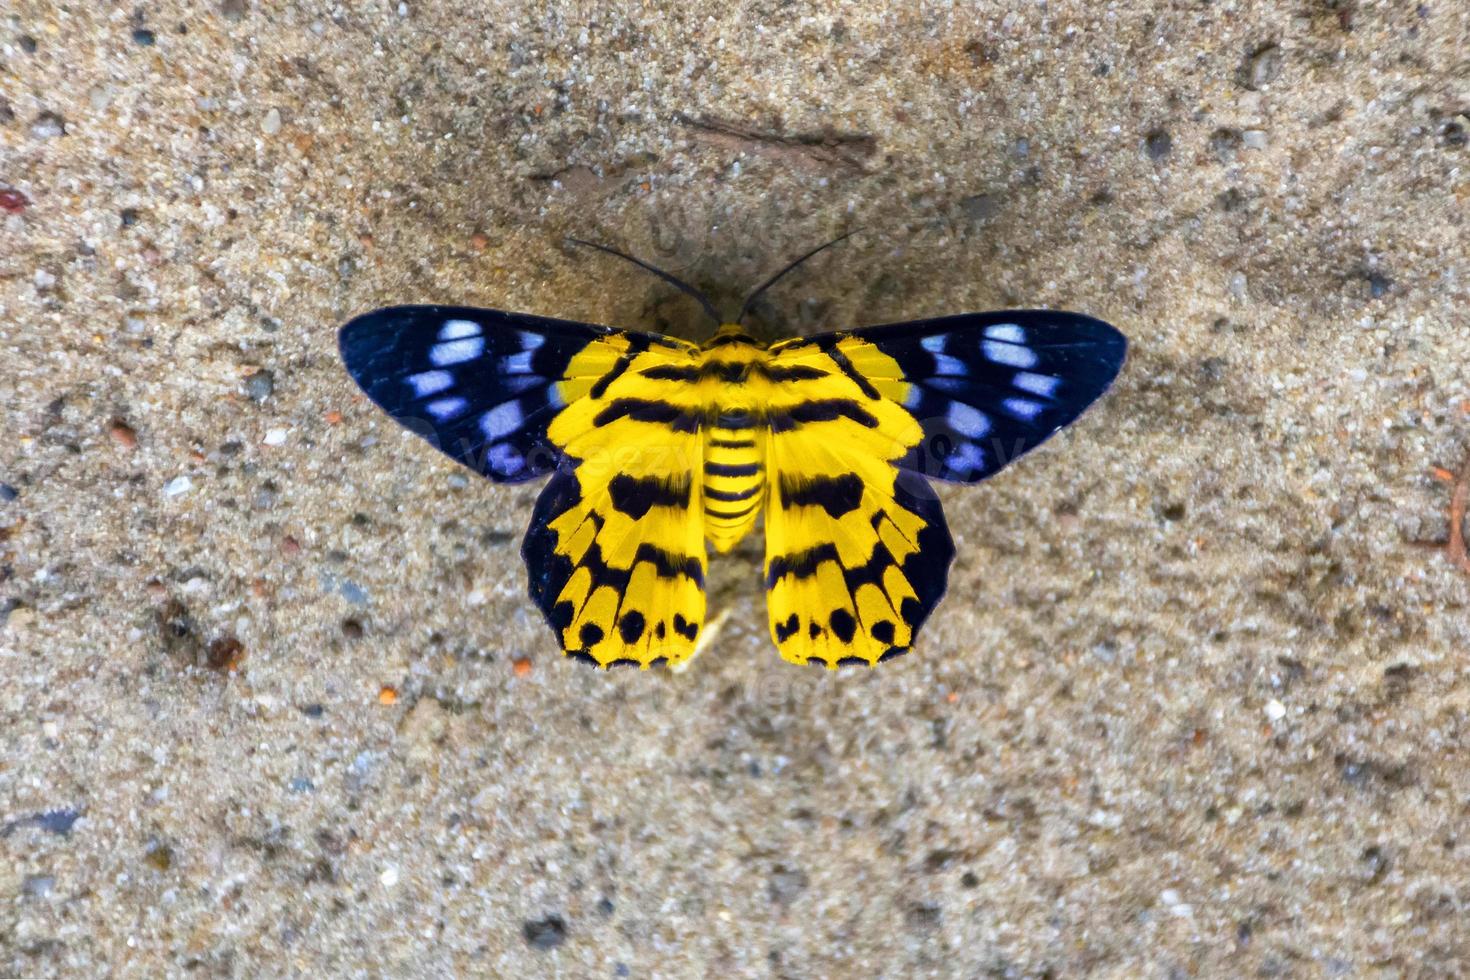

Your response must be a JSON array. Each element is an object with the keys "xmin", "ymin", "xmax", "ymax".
[
  {"xmin": 853, "ymin": 310, "xmax": 1126, "ymax": 484},
  {"xmin": 339, "ymin": 304, "xmax": 609, "ymax": 483}
]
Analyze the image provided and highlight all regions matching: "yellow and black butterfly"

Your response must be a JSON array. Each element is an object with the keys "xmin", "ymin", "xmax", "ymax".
[{"xmin": 339, "ymin": 239, "xmax": 1126, "ymax": 670}]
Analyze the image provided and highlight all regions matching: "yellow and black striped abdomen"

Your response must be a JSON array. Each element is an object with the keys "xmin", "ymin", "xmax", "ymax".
[
  {"xmin": 702, "ymin": 411, "xmax": 766, "ymax": 551},
  {"xmin": 697, "ymin": 328, "xmax": 770, "ymax": 552}
]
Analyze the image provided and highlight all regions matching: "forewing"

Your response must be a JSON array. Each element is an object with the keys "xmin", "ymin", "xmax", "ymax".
[
  {"xmin": 761, "ymin": 347, "xmax": 955, "ymax": 667},
  {"xmin": 339, "ymin": 304, "xmax": 697, "ymax": 482},
  {"xmin": 772, "ymin": 310, "xmax": 1126, "ymax": 483}
]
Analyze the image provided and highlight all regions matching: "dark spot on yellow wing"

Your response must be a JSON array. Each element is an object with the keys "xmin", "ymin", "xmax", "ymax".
[
  {"xmin": 837, "ymin": 656, "xmax": 867, "ymax": 668},
  {"xmin": 608, "ymin": 473, "xmax": 692, "ymax": 519},
  {"xmin": 775, "ymin": 613, "xmax": 800, "ymax": 642},
  {"xmin": 672, "ymin": 613, "xmax": 698, "ymax": 641},
  {"xmin": 550, "ymin": 601, "xmax": 575, "ymax": 630},
  {"xmin": 871, "ymin": 620, "xmax": 896, "ymax": 645},
  {"xmin": 768, "ymin": 399, "xmax": 879, "ymax": 432},
  {"xmin": 631, "ymin": 543, "xmax": 704, "ymax": 584},
  {"xmin": 815, "ymin": 339, "xmax": 882, "ymax": 399},
  {"xmin": 648, "ymin": 656, "xmax": 668, "ymax": 668},
  {"xmin": 607, "ymin": 658, "xmax": 641, "ymax": 669},
  {"xmin": 900, "ymin": 597, "xmax": 923, "ymax": 625},
  {"xmin": 778, "ymin": 472, "xmax": 864, "ymax": 518},
  {"xmin": 765, "ymin": 543, "xmax": 841, "ymax": 586},
  {"xmin": 828, "ymin": 609, "xmax": 857, "ymax": 644},
  {"xmin": 568, "ymin": 651, "xmax": 601, "ymax": 668},
  {"xmin": 579, "ymin": 623, "xmax": 605, "ymax": 648},
  {"xmin": 638, "ymin": 363, "xmax": 701, "ymax": 382},
  {"xmin": 807, "ymin": 656, "xmax": 829, "ymax": 668},
  {"xmin": 588, "ymin": 335, "xmax": 649, "ymax": 398},
  {"xmin": 764, "ymin": 364, "xmax": 829, "ymax": 382},
  {"xmin": 655, "ymin": 621, "xmax": 666, "ymax": 639},
  {"xmin": 808, "ymin": 621, "xmax": 823, "ymax": 638},
  {"xmin": 618, "ymin": 610, "xmax": 646, "ymax": 644},
  {"xmin": 878, "ymin": 647, "xmax": 908, "ymax": 663},
  {"xmin": 593, "ymin": 398, "xmax": 700, "ymax": 432}
]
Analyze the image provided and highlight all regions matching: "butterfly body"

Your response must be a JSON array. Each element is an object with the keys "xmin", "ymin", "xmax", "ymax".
[{"xmin": 341, "ymin": 302, "xmax": 1126, "ymax": 671}]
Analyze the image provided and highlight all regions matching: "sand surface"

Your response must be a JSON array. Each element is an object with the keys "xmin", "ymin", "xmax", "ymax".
[{"xmin": 3, "ymin": 1, "xmax": 1470, "ymax": 976}]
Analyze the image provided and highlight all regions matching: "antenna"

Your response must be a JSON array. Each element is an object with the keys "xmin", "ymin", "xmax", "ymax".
[
  {"xmin": 565, "ymin": 238, "xmax": 723, "ymax": 326},
  {"xmin": 736, "ymin": 230, "xmax": 859, "ymax": 326}
]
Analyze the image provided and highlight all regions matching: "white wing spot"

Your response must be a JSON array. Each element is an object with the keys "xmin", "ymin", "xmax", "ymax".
[
  {"xmin": 1003, "ymin": 396, "xmax": 1045, "ymax": 421},
  {"xmin": 948, "ymin": 442, "xmax": 987, "ymax": 474},
  {"xmin": 500, "ymin": 351, "xmax": 537, "ymax": 374},
  {"xmin": 480, "ymin": 400, "xmax": 524, "ymax": 438},
  {"xmin": 517, "ymin": 331, "xmax": 546, "ymax": 350},
  {"xmin": 486, "ymin": 443, "xmax": 525, "ymax": 478},
  {"xmin": 983, "ymin": 340, "xmax": 1038, "ymax": 369},
  {"xmin": 920, "ymin": 335, "xmax": 948, "ymax": 354},
  {"xmin": 985, "ymin": 323, "xmax": 1026, "ymax": 343},
  {"xmin": 947, "ymin": 403, "xmax": 991, "ymax": 438},
  {"xmin": 438, "ymin": 319, "xmax": 481, "ymax": 340},
  {"xmin": 407, "ymin": 369, "xmax": 453, "ymax": 397},
  {"xmin": 430, "ymin": 337, "xmax": 484, "ymax": 366},
  {"xmin": 1013, "ymin": 371, "xmax": 1061, "ymax": 397},
  {"xmin": 426, "ymin": 396, "xmax": 469, "ymax": 421},
  {"xmin": 933, "ymin": 353, "xmax": 967, "ymax": 376}
]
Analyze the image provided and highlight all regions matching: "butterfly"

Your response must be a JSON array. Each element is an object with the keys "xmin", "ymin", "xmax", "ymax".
[{"xmin": 338, "ymin": 238, "xmax": 1127, "ymax": 670}]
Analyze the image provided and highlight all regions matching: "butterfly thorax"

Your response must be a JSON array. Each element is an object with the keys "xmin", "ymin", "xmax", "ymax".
[{"xmin": 699, "ymin": 326, "xmax": 771, "ymax": 552}]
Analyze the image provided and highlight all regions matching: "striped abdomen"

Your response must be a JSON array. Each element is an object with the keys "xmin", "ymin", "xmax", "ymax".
[{"xmin": 702, "ymin": 408, "xmax": 765, "ymax": 551}]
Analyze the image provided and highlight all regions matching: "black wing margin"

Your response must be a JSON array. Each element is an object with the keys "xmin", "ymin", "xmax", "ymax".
[
  {"xmin": 338, "ymin": 305, "xmax": 611, "ymax": 483},
  {"xmin": 851, "ymin": 310, "xmax": 1127, "ymax": 483}
]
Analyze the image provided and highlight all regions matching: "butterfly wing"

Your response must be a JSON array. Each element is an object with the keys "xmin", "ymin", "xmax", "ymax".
[
  {"xmin": 340, "ymin": 305, "xmax": 708, "ymax": 668},
  {"xmin": 763, "ymin": 310, "xmax": 1125, "ymax": 667}
]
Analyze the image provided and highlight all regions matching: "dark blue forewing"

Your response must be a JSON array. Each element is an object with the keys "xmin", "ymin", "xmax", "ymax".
[
  {"xmin": 851, "ymin": 310, "xmax": 1127, "ymax": 483},
  {"xmin": 338, "ymin": 305, "xmax": 615, "ymax": 483}
]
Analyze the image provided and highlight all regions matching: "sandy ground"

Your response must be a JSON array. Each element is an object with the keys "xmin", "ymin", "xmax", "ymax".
[{"xmin": 3, "ymin": 0, "xmax": 1469, "ymax": 976}]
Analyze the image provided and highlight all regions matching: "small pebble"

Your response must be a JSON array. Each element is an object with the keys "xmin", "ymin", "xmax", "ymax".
[
  {"xmin": 205, "ymin": 635, "xmax": 246, "ymax": 671},
  {"xmin": 22, "ymin": 874, "xmax": 54, "ymax": 898},
  {"xmin": 163, "ymin": 475, "xmax": 193, "ymax": 497},
  {"xmin": 132, "ymin": 28, "xmax": 157, "ymax": 46},
  {"xmin": 220, "ymin": 0, "xmax": 247, "ymax": 21},
  {"xmin": 30, "ymin": 111, "xmax": 66, "ymax": 139},
  {"xmin": 1242, "ymin": 44, "xmax": 1283, "ymax": 90},
  {"xmin": 262, "ymin": 428, "xmax": 287, "ymax": 446},
  {"xmin": 0, "ymin": 483, "xmax": 16, "ymax": 503},
  {"xmin": 244, "ymin": 369, "xmax": 275, "ymax": 402},
  {"xmin": 262, "ymin": 108, "xmax": 282, "ymax": 135},
  {"xmin": 1265, "ymin": 699, "xmax": 1286, "ymax": 722},
  {"xmin": 380, "ymin": 865, "xmax": 400, "ymax": 887},
  {"xmin": 339, "ymin": 580, "xmax": 369, "ymax": 606},
  {"xmin": 19, "ymin": 35, "xmax": 38, "ymax": 54},
  {"xmin": 1242, "ymin": 129, "xmax": 1269, "ymax": 150},
  {"xmin": 120, "ymin": 208, "xmax": 140, "ymax": 227},
  {"xmin": 0, "ymin": 189, "xmax": 29, "ymax": 214},
  {"xmin": 522, "ymin": 915, "xmax": 567, "ymax": 950},
  {"xmin": 1143, "ymin": 129, "xmax": 1173, "ymax": 161},
  {"xmin": 289, "ymin": 777, "xmax": 315, "ymax": 793},
  {"xmin": 109, "ymin": 420, "xmax": 138, "ymax": 449}
]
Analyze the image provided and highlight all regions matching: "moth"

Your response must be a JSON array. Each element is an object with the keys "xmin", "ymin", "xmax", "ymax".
[{"xmin": 339, "ymin": 239, "xmax": 1126, "ymax": 670}]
